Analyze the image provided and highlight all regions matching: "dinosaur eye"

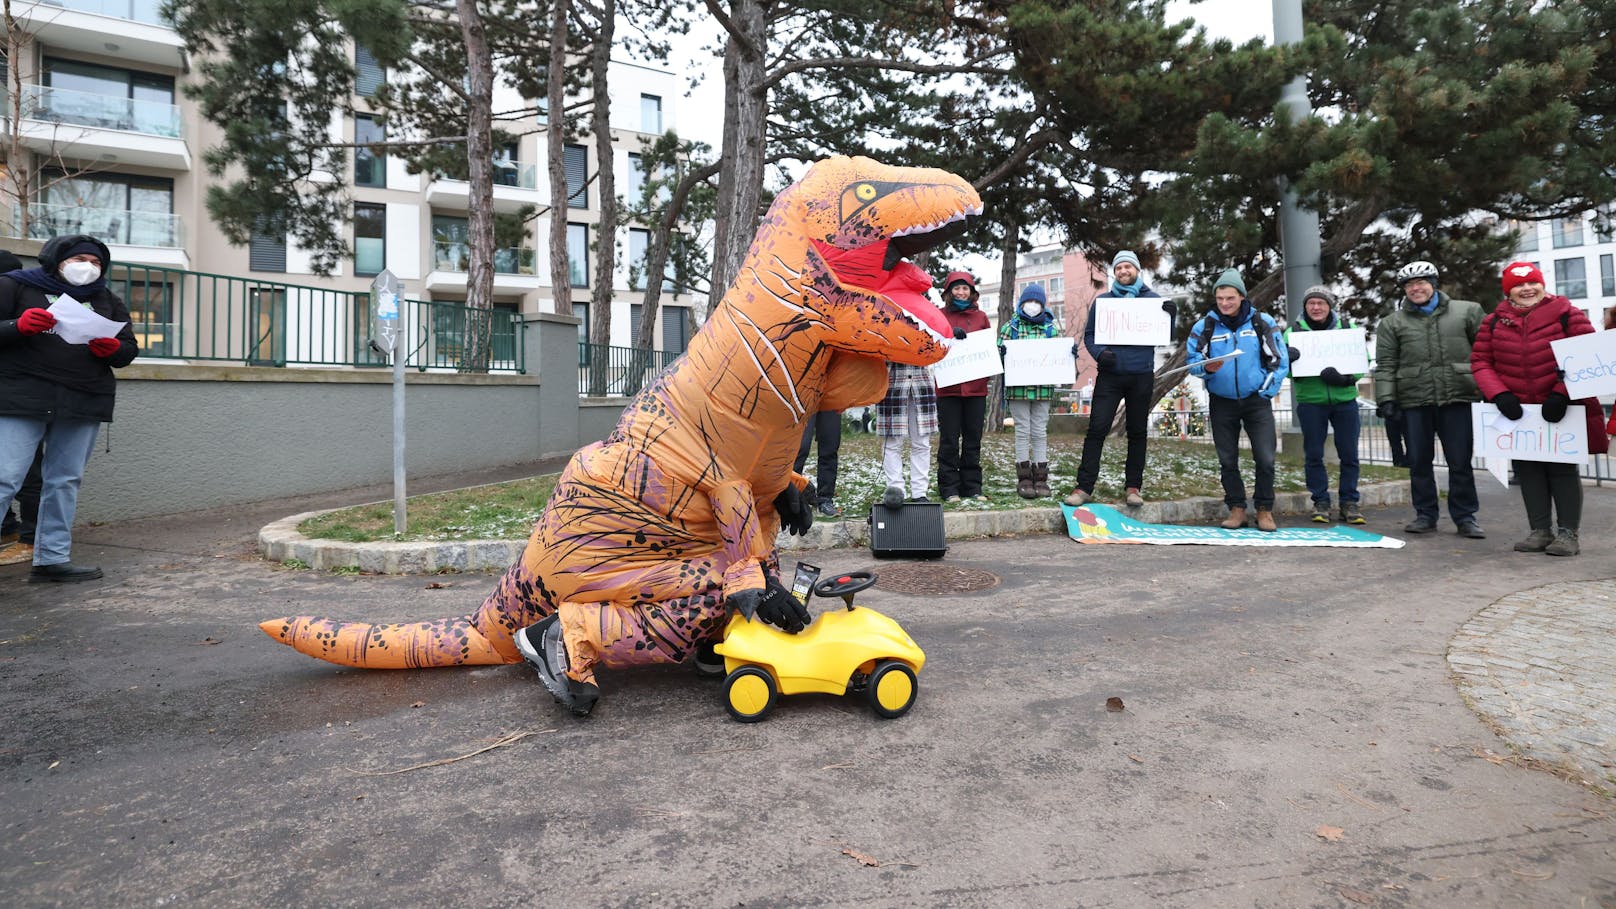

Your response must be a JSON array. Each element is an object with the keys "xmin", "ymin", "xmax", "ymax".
[{"xmin": 854, "ymin": 183, "xmax": 878, "ymax": 201}]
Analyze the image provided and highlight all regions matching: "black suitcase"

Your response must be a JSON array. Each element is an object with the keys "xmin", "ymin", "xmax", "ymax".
[{"xmin": 867, "ymin": 502, "xmax": 948, "ymax": 559}]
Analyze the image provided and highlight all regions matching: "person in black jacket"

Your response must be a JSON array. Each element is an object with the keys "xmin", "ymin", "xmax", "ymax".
[
  {"xmin": 0, "ymin": 235, "xmax": 139, "ymax": 582},
  {"xmin": 0, "ymin": 248, "xmax": 45, "ymax": 565}
]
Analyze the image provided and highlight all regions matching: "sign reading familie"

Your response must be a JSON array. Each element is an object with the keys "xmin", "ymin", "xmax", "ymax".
[
  {"xmin": 1471, "ymin": 402, "xmax": 1589, "ymax": 486},
  {"xmin": 1003, "ymin": 336, "xmax": 1076, "ymax": 386},
  {"xmin": 1093, "ymin": 299, "xmax": 1171, "ymax": 346},
  {"xmin": 1287, "ymin": 327, "xmax": 1369, "ymax": 378},
  {"xmin": 1550, "ymin": 330, "xmax": 1616, "ymax": 398},
  {"xmin": 928, "ymin": 329, "xmax": 1002, "ymax": 388}
]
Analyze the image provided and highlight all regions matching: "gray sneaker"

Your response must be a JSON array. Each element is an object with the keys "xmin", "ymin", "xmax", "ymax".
[
  {"xmin": 515, "ymin": 615, "xmax": 599, "ymax": 717},
  {"xmin": 1513, "ymin": 529, "xmax": 1554, "ymax": 552},
  {"xmin": 1545, "ymin": 528, "xmax": 1580, "ymax": 557}
]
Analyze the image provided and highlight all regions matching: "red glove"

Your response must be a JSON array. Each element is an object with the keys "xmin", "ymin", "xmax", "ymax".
[
  {"xmin": 17, "ymin": 308, "xmax": 55, "ymax": 335},
  {"xmin": 88, "ymin": 337, "xmax": 121, "ymax": 358}
]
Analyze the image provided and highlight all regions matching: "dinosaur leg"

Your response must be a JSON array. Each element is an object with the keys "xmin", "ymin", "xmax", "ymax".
[{"xmin": 555, "ymin": 589, "xmax": 728, "ymax": 686}]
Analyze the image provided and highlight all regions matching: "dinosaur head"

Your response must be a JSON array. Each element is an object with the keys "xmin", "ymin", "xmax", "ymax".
[{"xmin": 772, "ymin": 156, "xmax": 982, "ymax": 366}]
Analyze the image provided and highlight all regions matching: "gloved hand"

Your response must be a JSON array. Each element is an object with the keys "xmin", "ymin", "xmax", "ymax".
[
  {"xmin": 1491, "ymin": 391, "xmax": 1524, "ymax": 421},
  {"xmin": 727, "ymin": 577, "xmax": 809, "ymax": 634},
  {"xmin": 1201, "ymin": 359, "xmax": 1224, "ymax": 375},
  {"xmin": 1161, "ymin": 300, "xmax": 1176, "ymax": 317},
  {"xmin": 1287, "ymin": 345, "xmax": 1302, "ymax": 363},
  {"xmin": 1319, "ymin": 367, "xmax": 1355, "ymax": 387},
  {"xmin": 953, "ymin": 327, "xmax": 967, "ymax": 340},
  {"xmin": 1376, "ymin": 401, "xmax": 1400, "ymax": 422},
  {"xmin": 997, "ymin": 344, "xmax": 1007, "ymax": 360},
  {"xmin": 1097, "ymin": 349, "xmax": 1117, "ymax": 371},
  {"xmin": 773, "ymin": 481, "xmax": 816, "ymax": 536},
  {"xmin": 17, "ymin": 308, "xmax": 55, "ymax": 335},
  {"xmin": 88, "ymin": 337, "xmax": 121, "ymax": 358},
  {"xmin": 1540, "ymin": 391, "xmax": 1570, "ymax": 423}
]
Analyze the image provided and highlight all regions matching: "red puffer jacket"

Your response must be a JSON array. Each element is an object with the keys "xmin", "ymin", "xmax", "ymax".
[{"xmin": 1471, "ymin": 294, "xmax": 1608, "ymax": 454}]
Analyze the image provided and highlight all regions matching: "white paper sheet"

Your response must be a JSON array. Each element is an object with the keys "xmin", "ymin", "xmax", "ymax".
[
  {"xmin": 46, "ymin": 295, "xmax": 127, "ymax": 346},
  {"xmin": 929, "ymin": 329, "xmax": 1002, "ymax": 388},
  {"xmin": 1003, "ymin": 337, "xmax": 1076, "ymax": 386}
]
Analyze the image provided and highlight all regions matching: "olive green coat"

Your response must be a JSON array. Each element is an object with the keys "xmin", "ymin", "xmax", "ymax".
[{"xmin": 1372, "ymin": 294, "xmax": 1485, "ymax": 407}]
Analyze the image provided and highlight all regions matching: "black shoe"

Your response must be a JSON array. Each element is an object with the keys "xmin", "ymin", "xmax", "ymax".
[
  {"xmin": 515, "ymin": 615, "xmax": 599, "ymax": 717},
  {"xmin": 1403, "ymin": 517, "xmax": 1438, "ymax": 534},
  {"xmin": 905, "ymin": 495, "xmax": 931, "ymax": 504},
  {"xmin": 693, "ymin": 640, "xmax": 725, "ymax": 679},
  {"xmin": 1456, "ymin": 521, "xmax": 1486, "ymax": 539},
  {"xmin": 28, "ymin": 562, "xmax": 103, "ymax": 583}
]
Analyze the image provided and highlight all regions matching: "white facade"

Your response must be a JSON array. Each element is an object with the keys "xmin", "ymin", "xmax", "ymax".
[{"xmin": 1509, "ymin": 213, "xmax": 1616, "ymax": 326}]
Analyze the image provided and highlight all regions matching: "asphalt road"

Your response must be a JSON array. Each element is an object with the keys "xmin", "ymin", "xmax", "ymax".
[{"xmin": 2, "ymin": 478, "xmax": 1614, "ymax": 908}]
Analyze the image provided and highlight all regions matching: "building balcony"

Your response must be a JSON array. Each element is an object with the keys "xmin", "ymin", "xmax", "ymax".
[
  {"xmin": 424, "ymin": 161, "xmax": 545, "ymax": 214},
  {"xmin": 9, "ymin": 201, "xmax": 189, "ymax": 269},
  {"xmin": 424, "ymin": 241, "xmax": 543, "ymax": 293},
  {"xmin": 15, "ymin": 84, "xmax": 190, "ymax": 170},
  {"xmin": 14, "ymin": 0, "xmax": 185, "ymax": 68}
]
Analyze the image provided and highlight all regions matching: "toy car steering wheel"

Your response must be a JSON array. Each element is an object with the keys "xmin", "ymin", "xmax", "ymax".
[{"xmin": 813, "ymin": 571, "xmax": 877, "ymax": 608}]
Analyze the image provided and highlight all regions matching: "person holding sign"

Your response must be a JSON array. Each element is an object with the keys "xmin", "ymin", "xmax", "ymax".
[
  {"xmin": 1373, "ymin": 259, "xmax": 1485, "ymax": 538},
  {"xmin": 1471, "ymin": 262, "xmax": 1605, "ymax": 557},
  {"xmin": 0, "ymin": 234, "xmax": 139, "ymax": 583},
  {"xmin": 1284, "ymin": 286, "xmax": 1365, "ymax": 524},
  {"xmin": 1065, "ymin": 250, "xmax": 1174, "ymax": 509},
  {"xmin": 998, "ymin": 283, "xmax": 1072, "ymax": 498},
  {"xmin": 1186, "ymin": 269, "xmax": 1290, "ymax": 531},
  {"xmin": 936, "ymin": 271, "xmax": 992, "ymax": 502}
]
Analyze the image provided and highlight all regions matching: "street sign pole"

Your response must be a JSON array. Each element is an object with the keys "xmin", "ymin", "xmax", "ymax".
[{"xmin": 371, "ymin": 270, "xmax": 407, "ymax": 535}]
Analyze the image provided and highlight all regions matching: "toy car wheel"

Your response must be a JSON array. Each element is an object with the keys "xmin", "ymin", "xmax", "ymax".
[
  {"xmin": 866, "ymin": 660, "xmax": 917, "ymax": 719},
  {"xmin": 723, "ymin": 666, "xmax": 777, "ymax": 723}
]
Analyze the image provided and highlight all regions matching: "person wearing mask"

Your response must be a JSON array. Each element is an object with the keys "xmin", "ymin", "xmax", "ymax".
[
  {"xmin": 1066, "ymin": 250, "xmax": 1174, "ymax": 508},
  {"xmin": 1186, "ymin": 269, "xmax": 1290, "ymax": 531},
  {"xmin": 1285, "ymin": 286, "xmax": 1365, "ymax": 524},
  {"xmin": 1373, "ymin": 260, "xmax": 1485, "ymax": 538},
  {"xmin": 0, "ymin": 235, "xmax": 139, "ymax": 582},
  {"xmin": 998, "ymin": 283, "xmax": 1072, "ymax": 499},
  {"xmin": 1470, "ymin": 262, "xmax": 1606, "ymax": 556},
  {"xmin": 935, "ymin": 271, "xmax": 991, "ymax": 502}
]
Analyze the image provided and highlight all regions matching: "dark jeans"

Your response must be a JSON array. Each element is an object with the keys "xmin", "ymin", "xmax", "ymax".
[
  {"xmin": 1402, "ymin": 403, "xmax": 1478, "ymax": 524},
  {"xmin": 1076, "ymin": 371, "xmax": 1152, "ymax": 493},
  {"xmin": 1209, "ymin": 394, "xmax": 1276, "ymax": 509},
  {"xmin": 1, "ymin": 441, "xmax": 43, "ymax": 542},
  {"xmin": 1297, "ymin": 400, "xmax": 1360, "ymax": 506},
  {"xmin": 1514, "ymin": 460, "xmax": 1581, "ymax": 531},
  {"xmin": 936, "ymin": 395, "xmax": 987, "ymax": 497},
  {"xmin": 794, "ymin": 410, "xmax": 841, "ymax": 498}
]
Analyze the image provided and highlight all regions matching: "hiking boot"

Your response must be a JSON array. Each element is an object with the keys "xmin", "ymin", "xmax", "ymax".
[
  {"xmin": 1310, "ymin": 501, "xmax": 1330, "ymax": 523},
  {"xmin": 28, "ymin": 562, "xmax": 102, "ymax": 583},
  {"xmin": 1016, "ymin": 462, "xmax": 1036, "ymax": 499},
  {"xmin": 0, "ymin": 543, "xmax": 34, "ymax": 566},
  {"xmin": 1255, "ymin": 510, "xmax": 1278, "ymax": 532},
  {"xmin": 1339, "ymin": 503, "xmax": 1365, "ymax": 525},
  {"xmin": 943, "ymin": 494, "xmax": 962, "ymax": 503},
  {"xmin": 515, "ymin": 615, "xmax": 600, "ymax": 717},
  {"xmin": 1403, "ymin": 517, "xmax": 1438, "ymax": 534},
  {"xmin": 1545, "ymin": 528, "xmax": 1580, "ymax": 557},
  {"xmin": 1063, "ymin": 487, "xmax": 1092, "ymax": 507},
  {"xmin": 693, "ymin": 639, "xmax": 726, "ymax": 679},
  {"xmin": 815, "ymin": 499, "xmax": 842, "ymax": 518},
  {"xmin": 1221, "ymin": 506, "xmax": 1247, "ymax": 530},
  {"xmin": 882, "ymin": 485, "xmax": 904, "ymax": 508},
  {"xmin": 1125, "ymin": 488, "xmax": 1145, "ymax": 507},
  {"xmin": 1031, "ymin": 463, "xmax": 1051, "ymax": 497},
  {"xmin": 1456, "ymin": 520, "xmax": 1486, "ymax": 540},
  {"xmin": 1513, "ymin": 529, "xmax": 1554, "ymax": 552}
]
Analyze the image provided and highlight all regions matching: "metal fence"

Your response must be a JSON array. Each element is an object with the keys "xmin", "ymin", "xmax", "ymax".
[
  {"xmin": 577, "ymin": 342, "xmax": 680, "ymax": 396},
  {"xmin": 109, "ymin": 263, "xmax": 524, "ymax": 373}
]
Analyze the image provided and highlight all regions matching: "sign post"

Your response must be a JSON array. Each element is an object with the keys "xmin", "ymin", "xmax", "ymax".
[{"xmin": 371, "ymin": 270, "xmax": 407, "ymax": 535}]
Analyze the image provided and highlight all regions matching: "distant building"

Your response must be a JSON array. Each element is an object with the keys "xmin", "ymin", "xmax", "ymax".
[{"xmin": 1507, "ymin": 212, "xmax": 1616, "ymax": 325}]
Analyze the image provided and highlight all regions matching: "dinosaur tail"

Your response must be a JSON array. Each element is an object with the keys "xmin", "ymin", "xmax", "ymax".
[{"xmin": 259, "ymin": 614, "xmax": 519, "ymax": 669}]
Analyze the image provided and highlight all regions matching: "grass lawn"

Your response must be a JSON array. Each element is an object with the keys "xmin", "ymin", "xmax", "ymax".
[{"xmin": 299, "ymin": 430, "xmax": 1406, "ymax": 543}]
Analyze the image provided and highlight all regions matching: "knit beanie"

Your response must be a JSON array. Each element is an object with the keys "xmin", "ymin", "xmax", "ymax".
[
  {"xmin": 1213, "ymin": 268, "xmax": 1246, "ymax": 297},
  {"xmin": 1301, "ymin": 285, "xmax": 1337, "ymax": 309},
  {"xmin": 1112, "ymin": 250, "xmax": 1141, "ymax": 272},
  {"xmin": 1018, "ymin": 282, "xmax": 1047, "ymax": 305},
  {"xmin": 1500, "ymin": 261, "xmax": 1545, "ymax": 296},
  {"xmin": 58, "ymin": 238, "xmax": 105, "ymax": 266}
]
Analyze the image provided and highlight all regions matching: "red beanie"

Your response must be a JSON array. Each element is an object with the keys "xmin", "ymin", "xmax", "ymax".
[{"xmin": 1501, "ymin": 261, "xmax": 1545, "ymax": 296}]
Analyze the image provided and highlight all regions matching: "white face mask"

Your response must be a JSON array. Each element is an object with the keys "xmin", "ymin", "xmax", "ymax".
[
  {"xmin": 61, "ymin": 261, "xmax": 101, "ymax": 286},
  {"xmin": 1022, "ymin": 302, "xmax": 1043, "ymax": 318}
]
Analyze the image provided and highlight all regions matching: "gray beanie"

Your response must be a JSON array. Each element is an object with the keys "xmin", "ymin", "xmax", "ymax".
[
  {"xmin": 1112, "ymin": 250, "xmax": 1141, "ymax": 272},
  {"xmin": 1213, "ymin": 268, "xmax": 1246, "ymax": 297},
  {"xmin": 1301, "ymin": 284, "xmax": 1337, "ymax": 309}
]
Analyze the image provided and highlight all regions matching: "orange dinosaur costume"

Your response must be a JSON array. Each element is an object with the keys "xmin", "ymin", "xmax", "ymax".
[{"xmin": 261, "ymin": 156, "xmax": 981, "ymax": 709}]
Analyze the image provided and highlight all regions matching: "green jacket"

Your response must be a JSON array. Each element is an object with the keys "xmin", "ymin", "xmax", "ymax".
[
  {"xmin": 1372, "ymin": 293, "xmax": 1484, "ymax": 407},
  {"xmin": 1285, "ymin": 316, "xmax": 1362, "ymax": 406}
]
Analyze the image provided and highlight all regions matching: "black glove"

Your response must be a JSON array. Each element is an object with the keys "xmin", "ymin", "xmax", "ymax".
[
  {"xmin": 1491, "ymin": 391, "xmax": 1524, "ymax": 421},
  {"xmin": 953, "ymin": 327, "xmax": 967, "ymax": 340},
  {"xmin": 1071, "ymin": 342, "xmax": 1082, "ymax": 358},
  {"xmin": 1376, "ymin": 401, "xmax": 1400, "ymax": 422},
  {"xmin": 1319, "ymin": 367, "xmax": 1355, "ymax": 387},
  {"xmin": 1097, "ymin": 349, "xmax": 1117, "ymax": 371},
  {"xmin": 997, "ymin": 344, "xmax": 1007, "ymax": 360},
  {"xmin": 1287, "ymin": 345, "xmax": 1302, "ymax": 363},
  {"xmin": 1161, "ymin": 300, "xmax": 1176, "ymax": 317},
  {"xmin": 1540, "ymin": 391, "xmax": 1570, "ymax": 423},
  {"xmin": 773, "ymin": 481, "xmax": 816, "ymax": 536},
  {"xmin": 728, "ymin": 577, "xmax": 809, "ymax": 634}
]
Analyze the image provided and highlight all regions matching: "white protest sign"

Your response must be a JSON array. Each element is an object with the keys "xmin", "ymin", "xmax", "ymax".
[
  {"xmin": 46, "ymin": 295, "xmax": 127, "ymax": 346},
  {"xmin": 929, "ymin": 328, "xmax": 1002, "ymax": 388},
  {"xmin": 1288, "ymin": 327, "xmax": 1369, "ymax": 377},
  {"xmin": 1471, "ymin": 402, "xmax": 1589, "ymax": 487},
  {"xmin": 1003, "ymin": 336, "xmax": 1076, "ymax": 386},
  {"xmin": 1093, "ymin": 298, "xmax": 1171, "ymax": 346},
  {"xmin": 1550, "ymin": 330, "xmax": 1616, "ymax": 398}
]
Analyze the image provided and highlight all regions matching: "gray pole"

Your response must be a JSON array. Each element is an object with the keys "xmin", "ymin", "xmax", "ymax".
[
  {"xmin": 1273, "ymin": 0, "xmax": 1321, "ymax": 327},
  {"xmin": 392, "ymin": 297, "xmax": 407, "ymax": 535}
]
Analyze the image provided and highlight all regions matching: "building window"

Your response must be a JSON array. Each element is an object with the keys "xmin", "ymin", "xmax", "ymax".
[
  {"xmin": 662, "ymin": 306, "xmax": 689, "ymax": 355},
  {"xmin": 355, "ymin": 114, "xmax": 385, "ymax": 187},
  {"xmin": 1602, "ymin": 254, "xmax": 1614, "ymax": 297},
  {"xmin": 1552, "ymin": 217, "xmax": 1584, "ymax": 249},
  {"xmin": 640, "ymin": 94, "xmax": 662, "ymax": 133},
  {"xmin": 626, "ymin": 152, "xmax": 646, "ymax": 203},
  {"xmin": 354, "ymin": 202, "xmax": 386, "ymax": 276},
  {"xmin": 41, "ymin": 57, "xmax": 177, "ymax": 137},
  {"xmin": 567, "ymin": 223, "xmax": 588, "ymax": 287},
  {"xmin": 630, "ymin": 303, "xmax": 643, "ymax": 347},
  {"xmin": 38, "ymin": 171, "xmax": 175, "ymax": 247},
  {"xmin": 1508, "ymin": 219, "xmax": 1538, "ymax": 253},
  {"xmin": 1554, "ymin": 257, "xmax": 1587, "ymax": 299},
  {"xmin": 249, "ymin": 223, "xmax": 286, "ymax": 272},
  {"xmin": 355, "ymin": 44, "xmax": 383, "ymax": 98},
  {"xmin": 493, "ymin": 140, "xmax": 521, "ymax": 187},
  {"xmin": 574, "ymin": 301, "xmax": 590, "ymax": 366},
  {"xmin": 564, "ymin": 144, "xmax": 588, "ymax": 209},
  {"xmin": 431, "ymin": 215, "xmax": 469, "ymax": 272},
  {"xmin": 629, "ymin": 228, "xmax": 650, "ymax": 291}
]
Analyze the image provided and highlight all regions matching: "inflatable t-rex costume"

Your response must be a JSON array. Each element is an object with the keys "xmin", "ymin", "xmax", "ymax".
[{"xmin": 261, "ymin": 156, "xmax": 981, "ymax": 712}]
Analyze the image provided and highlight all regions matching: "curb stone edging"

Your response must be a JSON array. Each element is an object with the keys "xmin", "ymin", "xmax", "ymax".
[{"xmin": 260, "ymin": 482, "xmax": 1412, "ymax": 575}]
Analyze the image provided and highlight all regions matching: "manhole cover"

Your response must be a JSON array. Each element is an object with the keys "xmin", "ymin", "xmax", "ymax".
[{"xmin": 870, "ymin": 563, "xmax": 1000, "ymax": 596}]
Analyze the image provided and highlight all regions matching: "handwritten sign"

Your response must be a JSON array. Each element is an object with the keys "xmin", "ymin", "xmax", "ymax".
[
  {"xmin": 1093, "ymin": 299, "xmax": 1171, "ymax": 346},
  {"xmin": 929, "ymin": 329, "xmax": 1002, "ymax": 388},
  {"xmin": 1551, "ymin": 330, "xmax": 1616, "ymax": 398},
  {"xmin": 1288, "ymin": 327, "xmax": 1369, "ymax": 377},
  {"xmin": 1471, "ymin": 402, "xmax": 1588, "ymax": 486},
  {"xmin": 1003, "ymin": 337, "xmax": 1076, "ymax": 386}
]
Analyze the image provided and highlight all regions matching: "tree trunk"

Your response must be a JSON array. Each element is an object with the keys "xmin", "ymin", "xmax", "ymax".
[
  {"xmin": 708, "ymin": 0, "xmax": 766, "ymax": 304},
  {"xmin": 3, "ymin": 0, "xmax": 35, "ymax": 240},
  {"xmin": 585, "ymin": 0, "xmax": 616, "ymax": 397},
  {"xmin": 987, "ymin": 222, "xmax": 1019, "ymax": 432},
  {"xmin": 545, "ymin": 0, "xmax": 572, "ymax": 318},
  {"xmin": 456, "ymin": 0, "xmax": 495, "ymax": 373}
]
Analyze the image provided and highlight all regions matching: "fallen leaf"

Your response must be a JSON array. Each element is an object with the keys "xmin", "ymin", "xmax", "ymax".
[
  {"xmin": 1128, "ymin": 755, "xmax": 1145, "ymax": 763},
  {"xmin": 48, "ymin": 760, "xmax": 59, "ymax": 770},
  {"xmin": 842, "ymin": 848, "xmax": 879, "ymax": 867},
  {"xmin": 411, "ymin": 701, "xmax": 426, "ymax": 708},
  {"xmin": 198, "ymin": 637, "xmax": 224, "ymax": 645},
  {"xmin": 1509, "ymin": 868, "xmax": 1553, "ymax": 880},
  {"xmin": 1337, "ymin": 884, "xmax": 1375, "ymax": 904},
  {"xmin": 424, "ymin": 582, "xmax": 453, "ymax": 589},
  {"xmin": 354, "ymin": 794, "xmax": 365, "ymax": 801},
  {"xmin": 1105, "ymin": 697, "xmax": 1125, "ymax": 712},
  {"xmin": 1315, "ymin": 825, "xmax": 1346, "ymax": 842}
]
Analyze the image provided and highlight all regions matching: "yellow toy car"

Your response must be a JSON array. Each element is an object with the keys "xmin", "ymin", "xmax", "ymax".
[{"xmin": 714, "ymin": 566, "xmax": 926, "ymax": 722}]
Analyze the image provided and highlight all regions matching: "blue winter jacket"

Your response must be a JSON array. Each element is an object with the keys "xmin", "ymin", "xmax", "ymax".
[
  {"xmin": 1186, "ymin": 303, "xmax": 1290, "ymax": 400},
  {"xmin": 1083, "ymin": 283, "xmax": 1161, "ymax": 375}
]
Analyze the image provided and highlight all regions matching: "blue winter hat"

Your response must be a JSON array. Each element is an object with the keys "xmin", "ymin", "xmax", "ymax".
[
  {"xmin": 1112, "ymin": 250, "xmax": 1141, "ymax": 272},
  {"xmin": 1018, "ymin": 283, "xmax": 1047, "ymax": 305}
]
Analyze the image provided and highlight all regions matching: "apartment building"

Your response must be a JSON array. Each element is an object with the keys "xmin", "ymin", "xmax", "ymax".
[
  {"xmin": 2, "ymin": 0, "xmax": 694, "ymax": 367},
  {"xmin": 1509, "ymin": 212, "xmax": 1616, "ymax": 326},
  {"xmin": 977, "ymin": 243, "xmax": 1107, "ymax": 331}
]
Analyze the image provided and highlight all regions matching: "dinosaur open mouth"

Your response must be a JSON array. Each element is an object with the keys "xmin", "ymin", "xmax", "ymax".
[{"xmin": 812, "ymin": 210, "xmax": 978, "ymax": 345}]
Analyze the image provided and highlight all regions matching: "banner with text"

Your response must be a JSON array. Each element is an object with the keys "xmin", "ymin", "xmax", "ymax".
[
  {"xmin": 1003, "ymin": 337, "xmax": 1076, "ymax": 386},
  {"xmin": 1288, "ymin": 327, "xmax": 1369, "ymax": 377},
  {"xmin": 1550, "ymin": 330, "xmax": 1616, "ymax": 398},
  {"xmin": 929, "ymin": 329, "xmax": 1003, "ymax": 388},
  {"xmin": 1471, "ymin": 402, "xmax": 1589, "ymax": 486},
  {"xmin": 1064, "ymin": 504, "xmax": 1405, "ymax": 548},
  {"xmin": 1093, "ymin": 299, "xmax": 1171, "ymax": 346}
]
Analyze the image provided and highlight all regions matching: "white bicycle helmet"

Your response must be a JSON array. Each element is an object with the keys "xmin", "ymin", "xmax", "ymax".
[{"xmin": 1395, "ymin": 260, "xmax": 1439, "ymax": 286}]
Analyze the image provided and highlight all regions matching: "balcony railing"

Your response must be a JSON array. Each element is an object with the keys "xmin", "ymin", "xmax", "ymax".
[
  {"xmin": 577, "ymin": 341, "xmax": 680, "ymax": 396},
  {"xmin": 13, "ymin": 201, "xmax": 183, "ymax": 248},
  {"xmin": 42, "ymin": 0, "xmax": 169, "ymax": 26},
  {"xmin": 21, "ymin": 83, "xmax": 182, "ymax": 138},
  {"xmin": 432, "ymin": 241, "xmax": 537, "ymax": 276},
  {"xmin": 492, "ymin": 160, "xmax": 537, "ymax": 189}
]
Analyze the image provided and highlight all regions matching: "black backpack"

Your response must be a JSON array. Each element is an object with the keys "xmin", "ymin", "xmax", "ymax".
[{"xmin": 1197, "ymin": 312, "xmax": 1281, "ymax": 370}]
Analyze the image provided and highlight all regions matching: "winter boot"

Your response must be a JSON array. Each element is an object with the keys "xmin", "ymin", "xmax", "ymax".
[
  {"xmin": 1032, "ymin": 462, "xmax": 1051, "ymax": 497},
  {"xmin": 1063, "ymin": 487, "xmax": 1092, "ymax": 507},
  {"xmin": 1016, "ymin": 461, "xmax": 1036, "ymax": 499},
  {"xmin": 1545, "ymin": 528, "xmax": 1580, "ymax": 557},
  {"xmin": 1339, "ymin": 502, "xmax": 1365, "ymax": 525},
  {"xmin": 1513, "ymin": 528, "xmax": 1554, "ymax": 553},
  {"xmin": 1220, "ymin": 506, "xmax": 1247, "ymax": 530},
  {"xmin": 1255, "ymin": 509, "xmax": 1278, "ymax": 532}
]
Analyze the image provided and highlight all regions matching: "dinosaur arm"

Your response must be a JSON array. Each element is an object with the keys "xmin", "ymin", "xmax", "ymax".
[
  {"xmin": 816, "ymin": 351, "xmax": 891, "ymax": 411},
  {"xmin": 711, "ymin": 479, "xmax": 770, "ymax": 598}
]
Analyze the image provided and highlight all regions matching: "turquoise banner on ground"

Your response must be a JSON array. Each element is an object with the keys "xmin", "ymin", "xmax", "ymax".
[{"xmin": 1064, "ymin": 504, "xmax": 1406, "ymax": 549}]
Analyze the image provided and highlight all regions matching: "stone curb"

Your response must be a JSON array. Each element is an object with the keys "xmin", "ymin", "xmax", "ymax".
[{"xmin": 259, "ymin": 481, "xmax": 1411, "ymax": 575}]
